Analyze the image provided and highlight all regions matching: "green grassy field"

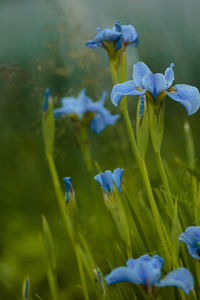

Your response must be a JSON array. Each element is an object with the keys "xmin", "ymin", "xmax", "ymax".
[{"xmin": 1, "ymin": 1, "xmax": 200, "ymax": 299}]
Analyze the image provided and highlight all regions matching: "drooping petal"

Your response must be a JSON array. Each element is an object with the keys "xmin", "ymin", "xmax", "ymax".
[
  {"xmin": 105, "ymin": 255, "xmax": 163, "ymax": 288},
  {"xmin": 156, "ymin": 268, "xmax": 194, "ymax": 294},
  {"xmin": 166, "ymin": 84, "xmax": 200, "ymax": 115},
  {"xmin": 90, "ymin": 112, "xmax": 120, "ymax": 134},
  {"xmin": 133, "ymin": 62, "xmax": 151, "ymax": 89},
  {"xmin": 111, "ymin": 80, "xmax": 144, "ymax": 106},
  {"xmin": 85, "ymin": 28, "xmax": 122, "ymax": 49},
  {"xmin": 164, "ymin": 63, "xmax": 175, "ymax": 88},
  {"xmin": 112, "ymin": 168, "xmax": 124, "ymax": 192},
  {"xmin": 94, "ymin": 171, "xmax": 114, "ymax": 193},
  {"xmin": 105, "ymin": 267, "xmax": 142, "ymax": 285},
  {"xmin": 142, "ymin": 73, "xmax": 167, "ymax": 99},
  {"xmin": 179, "ymin": 226, "xmax": 200, "ymax": 260},
  {"xmin": 121, "ymin": 25, "xmax": 138, "ymax": 46}
]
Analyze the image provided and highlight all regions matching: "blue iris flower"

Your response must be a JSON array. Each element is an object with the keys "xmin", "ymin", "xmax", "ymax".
[
  {"xmin": 63, "ymin": 177, "xmax": 74, "ymax": 203},
  {"xmin": 111, "ymin": 62, "xmax": 200, "ymax": 115},
  {"xmin": 179, "ymin": 226, "xmax": 200, "ymax": 260},
  {"xmin": 105, "ymin": 254, "xmax": 194, "ymax": 294},
  {"xmin": 85, "ymin": 21, "xmax": 138, "ymax": 50},
  {"xmin": 54, "ymin": 89, "xmax": 120, "ymax": 134},
  {"xmin": 94, "ymin": 168, "xmax": 124, "ymax": 193}
]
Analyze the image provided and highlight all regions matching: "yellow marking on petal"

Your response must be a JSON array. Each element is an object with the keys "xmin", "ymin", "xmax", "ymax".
[{"xmin": 168, "ymin": 86, "xmax": 177, "ymax": 94}]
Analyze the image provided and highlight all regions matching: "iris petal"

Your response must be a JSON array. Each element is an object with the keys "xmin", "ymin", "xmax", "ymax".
[
  {"xmin": 90, "ymin": 112, "xmax": 120, "ymax": 134},
  {"xmin": 85, "ymin": 29, "xmax": 122, "ymax": 49},
  {"xmin": 112, "ymin": 168, "xmax": 124, "ymax": 192},
  {"xmin": 105, "ymin": 255, "xmax": 163, "ymax": 287},
  {"xmin": 142, "ymin": 73, "xmax": 167, "ymax": 99},
  {"xmin": 111, "ymin": 80, "xmax": 144, "ymax": 106},
  {"xmin": 133, "ymin": 62, "xmax": 151, "ymax": 89},
  {"xmin": 121, "ymin": 25, "xmax": 138, "ymax": 46},
  {"xmin": 167, "ymin": 84, "xmax": 200, "ymax": 115},
  {"xmin": 156, "ymin": 268, "xmax": 194, "ymax": 294},
  {"xmin": 105, "ymin": 267, "xmax": 142, "ymax": 285},
  {"xmin": 94, "ymin": 168, "xmax": 124, "ymax": 193},
  {"xmin": 179, "ymin": 226, "xmax": 200, "ymax": 260},
  {"xmin": 94, "ymin": 171, "xmax": 114, "ymax": 193},
  {"xmin": 164, "ymin": 63, "xmax": 175, "ymax": 88}
]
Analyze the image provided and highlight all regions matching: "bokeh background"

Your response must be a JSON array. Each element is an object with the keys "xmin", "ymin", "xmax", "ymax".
[{"xmin": 1, "ymin": 0, "xmax": 200, "ymax": 299}]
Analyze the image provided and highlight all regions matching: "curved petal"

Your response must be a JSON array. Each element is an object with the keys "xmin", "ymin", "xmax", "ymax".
[
  {"xmin": 105, "ymin": 255, "xmax": 163, "ymax": 287},
  {"xmin": 105, "ymin": 266, "xmax": 142, "ymax": 285},
  {"xmin": 112, "ymin": 168, "xmax": 124, "ymax": 192},
  {"xmin": 142, "ymin": 73, "xmax": 167, "ymax": 99},
  {"xmin": 121, "ymin": 25, "xmax": 138, "ymax": 46},
  {"xmin": 167, "ymin": 84, "xmax": 200, "ymax": 115},
  {"xmin": 156, "ymin": 268, "xmax": 194, "ymax": 294},
  {"xmin": 164, "ymin": 63, "xmax": 175, "ymax": 88},
  {"xmin": 133, "ymin": 62, "xmax": 151, "ymax": 89},
  {"xmin": 111, "ymin": 80, "xmax": 144, "ymax": 106},
  {"xmin": 85, "ymin": 31, "xmax": 104, "ymax": 49},
  {"xmin": 94, "ymin": 171, "xmax": 114, "ymax": 193},
  {"xmin": 179, "ymin": 226, "xmax": 200, "ymax": 260},
  {"xmin": 134, "ymin": 254, "xmax": 163, "ymax": 286},
  {"xmin": 85, "ymin": 27, "xmax": 121, "ymax": 49},
  {"xmin": 90, "ymin": 112, "xmax": 120, "ymax": 134}
]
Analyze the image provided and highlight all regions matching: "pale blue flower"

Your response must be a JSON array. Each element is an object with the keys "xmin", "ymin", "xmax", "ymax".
[
  {"xmin": 54, "ymin": 89, "xmax": 120, "ymax": 134},
  {"xmin": 94, "ymin": 168, "xmax": 124, "ymax": 193},
  {"xmin": 63, "ymin": 177, "xmax": 74, "ymax": 203},
  {"xmin": 111, "ymin": 62, "xmax": 200, "ymax": 115},
  {"xmin": 179, "ymin": 226, "xmax": 200, "ymax": 260},
  {"xmin": 85, "ymin": 21, "xmax": 138, "ymax": 50},
  {"xmin": 105, "ymin": 254, "xmax": 194, "ymax": 294}
]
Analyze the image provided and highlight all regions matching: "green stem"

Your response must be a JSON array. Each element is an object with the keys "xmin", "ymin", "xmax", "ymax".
[
  {"xmin": 155, "ymin": 151, "xmax": 174, "ymax": 212},
  {"xmin": 47, "ymin": 265, "xmax": 58, "ymax": 300},
  {"xmin": 75, "ymin": 244, "xmax": 90, "ymax": 300},
  {"xmin": 109, "ymin": 59, "xmax": 119, "ymax": 84},
  {"xmin": 109, "ymin": 50, "xmax": 172, "ymax": 264},
  {"xmin": 46, "ymin": 153, "xmax": 89, "ymax": 300},
  {"xmin": 79, "ymin": 126, "xmax": 93, "ymax": 174},
  {"xmin": 47, "ymin": 153, "xmax": 73, "ymax": 240}
]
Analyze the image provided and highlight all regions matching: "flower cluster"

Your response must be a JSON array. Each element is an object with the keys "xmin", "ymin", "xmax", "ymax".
[
  {"xmin": 54, "ymin": 89, "xmax": 120, "ymax": 133},
  {"xmin": 44, "ymin": 17, "xmax": 200, "ymax": 299},
  {"xmin": 111, "ymin": 62, "xmax": 200, "ymax": 115}
]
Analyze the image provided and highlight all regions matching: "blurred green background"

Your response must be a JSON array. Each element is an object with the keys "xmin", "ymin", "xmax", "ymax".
[{"xmin": 1, "ymin": 0, "xmax": 200, "ymax": 299}]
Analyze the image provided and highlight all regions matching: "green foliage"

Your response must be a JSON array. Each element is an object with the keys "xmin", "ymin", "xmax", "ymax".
[{"xmin": 1, "ymin": 1, "xmax": 200, "ymax": 300}]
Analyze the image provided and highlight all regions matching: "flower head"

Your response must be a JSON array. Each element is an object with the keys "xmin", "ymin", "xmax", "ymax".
[
  {"xmin": 54, "ymin": 89, "xmax": 120, "ymax": 134},
  {"xmin": 85, "ymin": 21, "xmax": 138, "ymax": 52},
  {"xmin": 111, "ymin": 62, "xmax": 200, "ymax": 115},
  {"xmin": 105, "ymin": 254, "xmax": 194, "ymax": 294},
  {"xmin": 94, "ymin": 168, "xmax": 124, "ymax": 193},
  {"xmin": 179, "ymin": 226, "xmax": 200, "ymax": 260},
  {"xmin": 63, "ymin": 177, "xmax": 74, "ymax": 203}
]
